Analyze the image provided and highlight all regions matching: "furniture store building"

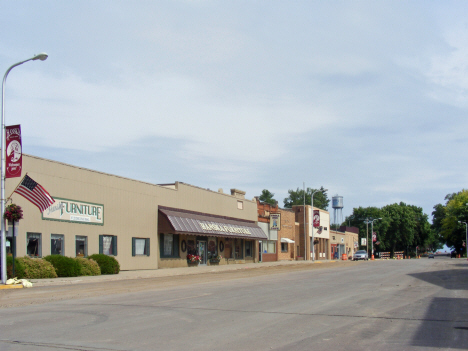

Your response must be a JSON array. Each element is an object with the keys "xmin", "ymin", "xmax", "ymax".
[{"xmin": 4, "ymin": 154, "xmax": 267, "ymax": 270}]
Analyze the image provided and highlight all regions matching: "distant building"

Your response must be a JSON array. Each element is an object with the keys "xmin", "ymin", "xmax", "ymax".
[{"xmin": 293, "ymin": 205, "xmax": 330, "ymax": 260}]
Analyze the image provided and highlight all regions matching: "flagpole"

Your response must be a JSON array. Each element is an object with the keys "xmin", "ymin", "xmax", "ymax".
[
  {"xmin": 1, "ymin": 54, "xmax": 48, "ymax": 284},
  {"xmin": 5, "ymin": 174, "xmax": 26, "ymax": 204}
]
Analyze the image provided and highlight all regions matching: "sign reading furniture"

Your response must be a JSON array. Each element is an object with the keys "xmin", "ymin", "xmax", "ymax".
[{"xmin": 42, "ymin": 197, "xmax": 104, "ymax": 225}]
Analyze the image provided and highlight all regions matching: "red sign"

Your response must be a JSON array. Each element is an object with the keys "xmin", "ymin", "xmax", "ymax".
[
  {"xmin": 5, "ymin": 125, "xmax": 22, "ymax": 178},
  {"xmin": 372, "ymin": 232, "xmax": 377, "ymax": 242},
  {"xmin": 313, "ymin": 210, "xmax": 320, "ymax": 227}
]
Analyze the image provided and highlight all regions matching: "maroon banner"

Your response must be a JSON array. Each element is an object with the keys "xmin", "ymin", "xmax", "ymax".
[
  {"xmin": 5, "ymin": 124, "xmax": 22, "ymax": 178},
  {"xmin": 313, "ymin": 210, "xmax": 320, "ymax": 227},
  {"xmin": 372, "ymin": 232, "xmax": 377, "ymax": 242}
]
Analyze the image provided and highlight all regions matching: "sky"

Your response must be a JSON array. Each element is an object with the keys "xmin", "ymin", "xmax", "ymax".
[{"xmin": 1, "ymin": 1, "xmax": 467, "ymax": 224}]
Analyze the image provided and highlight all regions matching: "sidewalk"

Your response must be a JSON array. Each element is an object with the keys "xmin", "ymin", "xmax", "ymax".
[{"xmin": 28, "ymin": 259, "xmax": 337, "ymax": 287}]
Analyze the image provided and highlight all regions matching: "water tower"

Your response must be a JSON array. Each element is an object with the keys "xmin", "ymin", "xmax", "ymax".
[{"xmin": 332, "ymin": 195, "xmax": 344, "ymax": 226}]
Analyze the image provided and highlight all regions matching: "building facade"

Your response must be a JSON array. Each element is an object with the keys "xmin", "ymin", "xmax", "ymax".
[
  {"xmin": 276, "ymin": 208, "xmax": 298, "ymax": 261},
  {"xmin": 256, "ymin": 198, "xmax": 279, "ymax": 262},
  {"xmin": 293, "ymin": 205, "xmax": 330, "ymax": 260},
  {"xmin": 5, "ymin": 154, "xmax": 267, "ymax": 270},
  {"xmin": 329, "ymin": 226, "xmax": 359, "ymax": 260}
]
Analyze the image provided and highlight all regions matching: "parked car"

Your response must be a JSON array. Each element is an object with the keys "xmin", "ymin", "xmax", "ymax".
[
  {"xmin": 353, "ymin": 250, "xmax": 368, "ymax": 261},
  {"xmin": 428, "ymin": 253, "xmax": 434, "ymax": 259}
]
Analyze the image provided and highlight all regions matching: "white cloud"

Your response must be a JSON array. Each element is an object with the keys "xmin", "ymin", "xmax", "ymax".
[{"xmin": 2, "ymin": 1, "xmax": 468, "ymax": 222}]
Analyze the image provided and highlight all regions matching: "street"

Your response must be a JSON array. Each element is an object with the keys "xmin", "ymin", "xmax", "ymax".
[{"xmin": 0, "ymin": 257, "xmax": 467, "ymax": 350}]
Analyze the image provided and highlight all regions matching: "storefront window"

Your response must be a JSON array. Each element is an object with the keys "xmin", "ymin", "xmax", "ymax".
[
  {"xmin": 6, "ymin": 237, "xmax": 14, "ymax": 256},
  {"xmin": 267, "ymin": 240, "xmax": 276, "ymax": 254},
  {"xmin": 207, "ymin": 237, "xmax": 217, "ymax": 259},
  {"xmin": 224, "ymin": 239, "xmax": 232, "ymax": 258},
  {"xmin": 76, "ymin": 236, "xmax": 87, "ymax": 257},
  {"xmin": 51, "ymin": 234, "xmax": 64, "ymax": 255},
  {"xmin": 132, "ymin": 238, "xmax": 150, "ymax": 256},
  {"xmin": 245, "ymin": 240, "xmax": 253, "ymax": 257},
  {"xmin": 235, "ymin": 238, "xmax": 244, "ymax": 259},
  {"xmin": 27, "ymin": 233, "xmax": 41, "ymax": 257},
  {"xmin": 187, "ymin": 239, "xmax": 196, "ymax": 255},
  {"xmin": 100, "ymin": 235, "xmax": 117, "ymax": 256},
  {"xmin": 159, "ymin": 233, "xmax": 179, "ymax": 258}
]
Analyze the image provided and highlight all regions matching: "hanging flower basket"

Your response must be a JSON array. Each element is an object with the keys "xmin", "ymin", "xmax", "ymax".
[{"xmin": 4, "ymin": 204, "xmax": 23, "ymax": 223}]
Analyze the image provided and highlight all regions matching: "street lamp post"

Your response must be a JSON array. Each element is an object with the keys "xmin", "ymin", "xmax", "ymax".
[
  {"xmin": 370, "ymin": 218, "xmax": 381, "ymax": 260},
  {"xmin": 1, "ymin": 53, "xmax": 48, "ymax": 284},
  {"xmin": 311, "ymin": 188, "xmax": 327, "ymax": 262},
  {"xmin": 458, "ymin": 221, "xmax": 468, "ymax": 261},
  {"xmin": 364, "ymin": 218, "xmax": 370, "ymax": 256}
]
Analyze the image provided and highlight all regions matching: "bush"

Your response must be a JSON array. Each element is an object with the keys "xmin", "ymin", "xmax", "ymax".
[
  {"xmin": 7, "ymin": 256, "xmax": 26, "ymax": 279},
  {"xmin": 88, "ymin": 254, "xmax": 120, "ymax": 274},
  {"xmin": 44, "ymin": 255, "xmax": 81, "ymax": 277},
  {"xmin": 75, "ymin": 257, "xmax": 101, "ymax": 276},
  {"xmin": 8, "ymin": 256, "xmax": 57, "ymax": 279}
]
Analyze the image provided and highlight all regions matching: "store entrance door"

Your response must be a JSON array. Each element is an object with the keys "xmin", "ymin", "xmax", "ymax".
[
  {"xmin": 198, "ymin": 241, "xmax": 207, "ymax": 265},
  {"xmin": 258, "ymin": 241, "xmax": 262, "ymax": 262}
]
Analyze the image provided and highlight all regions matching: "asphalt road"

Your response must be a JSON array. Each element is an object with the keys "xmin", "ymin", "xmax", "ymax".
[{"xmin": 0, "ymin": 257, "xmax": 467, "ymax": 350}]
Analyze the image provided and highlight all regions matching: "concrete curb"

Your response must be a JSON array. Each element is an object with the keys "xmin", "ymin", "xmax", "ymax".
[
  {"xmin": 0, "ymin": 259, "xmax": 359, "ymax": 288},
  {"xmin": 0, "ymin": 284, "xmax": 23, "ymax": 290}
]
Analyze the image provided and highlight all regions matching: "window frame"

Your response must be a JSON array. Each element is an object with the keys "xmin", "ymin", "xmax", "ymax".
[
  {"xmin": 26, "ymin": 232, "xmax": 42, "ymax": 257},
  {"xmin": 51, "ymin": 234, "xmax": 65, "ymax": 256},
  {"xmin": 245, "ymin": 240, "xmax": 253, "ymax": 257},
  {"xmin": 99, "ymin": 235, "xmax": 117, "ymax": 256},
  {"xmin": 75, "ymin": 235, "xmax": 88, "ymax": 257},
  {"xmin": 159, "ymin": 233, "xmax": 179, "ymax": 258},
  {"xmin": 281, "ymin": 242, "xmax": 288, "ymax": 253},
  {"xmin": 6, "ymin": 237, "xmax": 16, "ymax": 256},
  {"xmin": 132, "ymin": 237, "xmax": 150, "ymax": 257},
  {"xmin": 266, "ymin": 240, "xmax": 276, "ymax": 254}
]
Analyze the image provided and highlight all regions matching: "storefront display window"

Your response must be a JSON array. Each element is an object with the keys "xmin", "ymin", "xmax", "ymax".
[
  {"xmin": 51, "ymin": 234, "xmax": 64, "ymax": 255},
  {"xmin": 160, "ymin": 233, "xmax": 179, "ymax": 258},
  {"xmin": 207, "ymin": 237, "xmax": 217, "ymax": 259},
  {"xmin": 245, "ymin": 240, "xmax": 253, "ymax": 257},
  {"xmin": 27, "ymin": 233, "xmax": 41, "ymax": 257},
  {"xmin": 235, "ymin": 238, "xmax": 244, "ymax": 259},
  {"xmin": 187, "ymin": 240, "xmax": 196, "ymax": 255},
  {"xmin": 6, "ymin": 237, "xmax": 14, "ymax": 256},
  {"xmin": 76, "ymin": 236, "xmax": 87, "ymax": 257}
]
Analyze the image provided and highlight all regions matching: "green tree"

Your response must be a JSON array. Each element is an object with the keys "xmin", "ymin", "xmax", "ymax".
[
  {"xmin": 347, "ymin": 206, "xmax": 385, "ymax": 253},
  {"xmin": 283, "ymin": 186, "xmax": 329, "ymax": 210},
  {"xmin": 258, "ymin": 189, "xmax": 277, "ymax": 206},
  {"xmin": 347, "ymin": 203, "xmax": 433, "ymax": 257},
  {"xmin": 440, "ymin": 190, "xmax": 468, "ymax": 255}
]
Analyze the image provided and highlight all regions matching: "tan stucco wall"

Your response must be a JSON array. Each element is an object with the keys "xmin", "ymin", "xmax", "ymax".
[
  {"xmin": 329, "ymin": 230, "xmax": 359, "ymax": 259},
  {"xmin": 7, "ymin": 154, "xmax": 258, "ymax": 270}
]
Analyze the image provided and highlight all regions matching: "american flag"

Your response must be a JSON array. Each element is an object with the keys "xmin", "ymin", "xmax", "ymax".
[{"xmin": 14, "ymin": 175, "xmax": 55, "ymax": 212}]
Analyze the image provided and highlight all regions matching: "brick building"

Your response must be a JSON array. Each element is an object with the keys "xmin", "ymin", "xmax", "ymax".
[
  {"xmin": 276, "ymin": 208, "xmax": 298, "ymax": 261},
  {"xmin": 256, "ymin": 198, "xmax": 279, "ymax": 262},
  {"xmin": 256, "ymin": 200, "xmax": 299, "ymax": 262},
  {"xmin": 293, "ymin": 205, "xmax": 330, "ymax": 260}
]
